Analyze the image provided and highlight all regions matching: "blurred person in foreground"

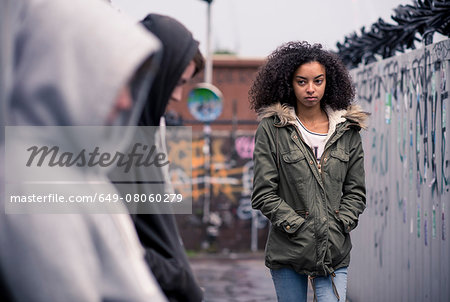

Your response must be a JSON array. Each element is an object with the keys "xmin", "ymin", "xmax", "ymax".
[
  {"xmin": 0, "ymin": 0, "xmax": 167, "ymax": 301},
  {"xmin": 116, "ymin": 13, "xmax": 205, "ymax": 302}
]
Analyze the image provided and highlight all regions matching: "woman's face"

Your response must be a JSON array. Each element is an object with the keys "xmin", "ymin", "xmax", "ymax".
[{"xmin": 292, "ymin": 61, "xmax": 326, "ymax": 110}]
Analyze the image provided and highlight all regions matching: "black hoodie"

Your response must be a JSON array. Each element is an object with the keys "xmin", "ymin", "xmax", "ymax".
[
  {"xmin": 133, "ymin": 14, "xmax": 203, "ymax": 302},
  {"xmin": 139, "ymin": 14, "xmax": 199, "ymax": 127}
]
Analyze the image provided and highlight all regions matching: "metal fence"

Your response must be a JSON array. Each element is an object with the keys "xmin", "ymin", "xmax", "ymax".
[
  {"xmin": 337, "ymin": 0, "xmax": 450, "ymax": 68},
  {"xmin": 348, "ymin": 39, "xmax": 450, "ymax": 301}
]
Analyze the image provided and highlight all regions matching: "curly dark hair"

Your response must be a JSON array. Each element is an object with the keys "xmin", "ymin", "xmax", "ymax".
[{"xmin": 249, "ymin": 41, "xmax": 355, "ymax": 112}]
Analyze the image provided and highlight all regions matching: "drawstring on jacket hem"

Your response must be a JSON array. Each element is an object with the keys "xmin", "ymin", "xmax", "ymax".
[
  {"xmin": 308, "ymin": 276, "xmax": 318, "ymax": 302},
  {"xmin": 309, "ymin": 272, "xmax": 340, "ymax": 302}
]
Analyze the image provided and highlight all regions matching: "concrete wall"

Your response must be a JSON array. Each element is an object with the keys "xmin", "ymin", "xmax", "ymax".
[{"xmin": 348, "ymin": 39, "xmax": 450, "ymax": 302}]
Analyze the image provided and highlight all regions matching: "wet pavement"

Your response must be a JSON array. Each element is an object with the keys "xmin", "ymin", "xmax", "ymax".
[
  {"xmin": 190, "ymin": 252, "xmax": 277, "ymax": 302},
  {"xmin": 190, "ymin": 252, "xmax": 325, "ymax": 302}
]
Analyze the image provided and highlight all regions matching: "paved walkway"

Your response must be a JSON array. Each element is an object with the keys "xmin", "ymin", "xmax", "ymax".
[{"xmin": 190, "ymin": 253, "xmax": 318, "ymax": 302}]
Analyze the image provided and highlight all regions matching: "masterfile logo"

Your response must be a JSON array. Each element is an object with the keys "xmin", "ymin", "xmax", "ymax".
[
  {"xmin": 26, "ymin": 143, "xmax": 169, "ymax": 172},
  {"xmin": 5, "ymin": 126, "xmax": 192, "ymax": 214}
]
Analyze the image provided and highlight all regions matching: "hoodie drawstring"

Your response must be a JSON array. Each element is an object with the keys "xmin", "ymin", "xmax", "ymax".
[
  {"xmin": 309, "ymin": 276, "xmax": 318, "ymax": 302},
  {"xmin": 309, "ymin": 272, "xmax": 341, "ymax": 302},
  {"xmin": 331, "ymin": 272, "xmax": 341, "ymax": 301}
]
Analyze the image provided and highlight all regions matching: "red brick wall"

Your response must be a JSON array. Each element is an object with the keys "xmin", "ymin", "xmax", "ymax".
[
  {"xmin": 167, "ymin": 56, "xmax": 272, "ymax": 252},
  {"xmin": 166, "ymin": 56, "xmax": 264, "ymax": 131}
]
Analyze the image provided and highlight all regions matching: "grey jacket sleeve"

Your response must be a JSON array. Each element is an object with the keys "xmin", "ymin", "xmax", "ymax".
[
  {"xmin": 0, "ymin": 211, "xmax": 167, "ymax": 302},
  {"xmin": 251, "ymin": 119, "xmax": 305, "ymax": 234},
  {"xmin": 0, "ymin": 213, "xmax": 101, "ymax": 302}
]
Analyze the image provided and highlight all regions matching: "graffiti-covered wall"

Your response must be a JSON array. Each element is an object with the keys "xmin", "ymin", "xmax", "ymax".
[
  {"xmin": 167, "ymin": 57, "xmax": 265, "ymax": 252},
  {"xmin": 171, "ymin": 131, "xmax": 268, "ymax": 252},
  {"xmin": 349, "ymin": 39, "xmax": 450, "ymax": 302}
]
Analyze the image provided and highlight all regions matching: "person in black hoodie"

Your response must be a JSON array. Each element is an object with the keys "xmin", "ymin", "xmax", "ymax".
[{"xmin": 132, "ymin": 14, "xmax": 205, "ymax": 302}]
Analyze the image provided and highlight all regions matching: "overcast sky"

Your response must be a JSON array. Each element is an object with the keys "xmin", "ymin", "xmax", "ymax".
[{"xmin": 112, "ymin": 0, "xmax": 411, "ymax": 58}]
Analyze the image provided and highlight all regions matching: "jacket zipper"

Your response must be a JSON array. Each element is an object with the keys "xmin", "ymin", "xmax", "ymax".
[
  {"xmin": 293, "ymin": 124, "xmax": 317, "ymax": 164},
  {"xmin": 318, "ymin": 148, "xmax": 330, "ymax": 175},
  {"xmin": 294, "ymin": 123, "xmax": 333, "ymax": 176},
  {"xmin": 293, "ymin": 121, "xmax": 345, "ymax": 178},
  {"xmin": 318, "ymin": 128, "xmax": 341, "ymax": 175}
]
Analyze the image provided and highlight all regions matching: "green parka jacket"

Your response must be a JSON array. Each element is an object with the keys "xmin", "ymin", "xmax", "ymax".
[{"xmin": 251, "ymin": 103, "xmax": 368, "ymax": 277}]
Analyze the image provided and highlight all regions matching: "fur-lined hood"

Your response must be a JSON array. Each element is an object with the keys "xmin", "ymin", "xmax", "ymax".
[{"xmin": 257, "ymin": 103, "xmax": 369, "ymax": 139}]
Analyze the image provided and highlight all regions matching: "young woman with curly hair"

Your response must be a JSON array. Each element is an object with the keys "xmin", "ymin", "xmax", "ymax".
[{"xmin": 250, "ymin": 41, "xmax": 369, "ymax": 302}]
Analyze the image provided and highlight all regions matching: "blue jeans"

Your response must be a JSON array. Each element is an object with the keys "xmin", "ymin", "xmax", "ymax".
[{"xmin": 270, "ymin": 267, "xmax": 348, "ymax": 302}]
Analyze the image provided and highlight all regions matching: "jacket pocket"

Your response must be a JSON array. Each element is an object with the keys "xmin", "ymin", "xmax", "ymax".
[
  {"xmin": 333, "ymin": 210, "xmax": 345, "ymax": 233},
  {"xmin": 328, "ymin": 210, "xmax": 352, "ymax": 266},
  {"xmin": 282, "ymin": 150, "xmax": 305, "ymax": 163},
  {"xmin": 267, "ymin": 215, "xmax": 316, "ymax": 271},
  {"xmin": 281, "ymin": 150, "xmax": 309, "ymax": 185},
  {"xmin": 288, "ymin": 212, "xmax": 310, "ymax": 239},
  {"xmin": 327, "ymin": 148, "xmax": 349, "ymax": 182},
  {"xmin": 294, "ymin": 209, "xmax": 309, "ymax": 219}
]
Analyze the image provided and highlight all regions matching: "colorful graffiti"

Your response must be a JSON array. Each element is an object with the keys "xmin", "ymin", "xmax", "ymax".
[
  {"xmin": 349, "ymin": 39, "xmax": 450, "ymax": 302},
  {"xmin": 167, "ymin": 132, "xmax": 268, "ymax": 250},
  {"xmin": 169, "ymin": 135, "xmax": 256, "ymax": 203},
  {"xmin": 354, "ymin": 43, "xmax": 450, "ymax": 199},
  {"xmin": 234, "ymin": 136, "xmax": 255, "ymax": 159}
]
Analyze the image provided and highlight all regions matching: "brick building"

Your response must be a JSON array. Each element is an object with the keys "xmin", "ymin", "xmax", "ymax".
[
  {"xmin": 165, "ymin": 55, "xmax": 263, "ymax": 130},
  {"xmin": 166, "ymin": 55, "xmax": 271, "ymax": 252}
]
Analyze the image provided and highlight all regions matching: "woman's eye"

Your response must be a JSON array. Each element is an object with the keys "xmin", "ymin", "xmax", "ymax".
[
  {"xmin": 297, "ymin": 81, "xmax": 305, "ymax": 85},
  {"xmin": 315, "ymin": 79, "xmax": 323, "ymax": 84}
]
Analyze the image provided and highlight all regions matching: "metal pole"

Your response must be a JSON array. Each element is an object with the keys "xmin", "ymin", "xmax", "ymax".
[
  {"xmin": 205, "ymin": 1, "xmax": 212, "ymax": 84},
  {"xmin": 251, "ymin": 210, "xmax": 258, "ymax": 252},
  {"xmin": 202, "ymin": 0, "xmax": 213, "ymax": 224},
  {"xmin": 202, "ymin": 124, "xmax": 211, "ymax": 223}
]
